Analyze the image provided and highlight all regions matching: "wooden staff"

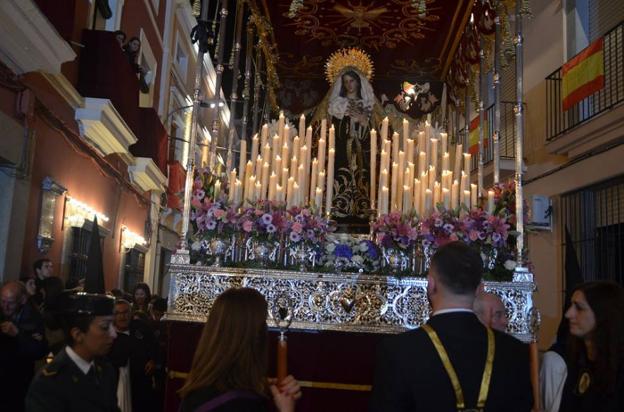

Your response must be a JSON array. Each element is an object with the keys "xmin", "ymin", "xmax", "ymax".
[
  {"xmin": 530, "ymin": 341, "xmax": 541, "ymax": 412},
  {"xmin": 277, "ymin": 332, "xmax": 288, "ymax": 384}
]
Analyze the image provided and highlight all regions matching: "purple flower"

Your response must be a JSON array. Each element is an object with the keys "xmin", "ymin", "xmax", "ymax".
[
  {"xmin": 334, "ymin": 244, "xmax": 353, "ymax": 259},
  {"xmin": 266, "ymin": 223, "xmax": 277, "ymax": 233},
  {"xmin": 206, "ymin": 220, "xmax": 217, "ymax": 230},
  {"xmin": 443, "ymin": 223, "xmax": 454, "ymax": 233},
  {"xmin": 306, "ymin": 229, "xmax": 316, "ymax": 239},
  {"xmin": 492, "ymin": 232, "xmax": 501, "ymax": 243},
  {"xmin": 289, "ymin": 231, "xmax": 302, "ymax": 242},
  {"xmin": 261, "ymin": 213, "xmax": 273, "ymax": 225},
  {"xmin": 434, "ymin": 218, "xmax": 443, "ymax": 227}
]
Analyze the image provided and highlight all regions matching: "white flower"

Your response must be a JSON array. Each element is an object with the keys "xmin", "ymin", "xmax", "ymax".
[
  {"xmin": 359, "ymin": 242, "xmax": 369, "ymax": 252},
  {"xmin": 191, "ymin": 241, "xmax": 201, "ymax": 251},
  {"xmin": 504, "ymin": 260, "xmax": 517, "ymax": 271},
  {"xmin": 325, "ymin": 243, "xmax": 336, "ymax": 253},
  {"xmin": 352, "ymin": 255, "xmax": 364, "ymax": 265},
  {"xmin": 339, "ymin": 233, "xmax": 350, "ymax": 242}
]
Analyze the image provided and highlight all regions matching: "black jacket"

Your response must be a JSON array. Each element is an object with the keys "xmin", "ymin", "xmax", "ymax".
[
  {"xmin": 369, "ymin": 311, "xmax": 533, "ymax": 412},
  {"xmin": 25, "ymin": 348, "xmax": 119, "ymax": 412}
]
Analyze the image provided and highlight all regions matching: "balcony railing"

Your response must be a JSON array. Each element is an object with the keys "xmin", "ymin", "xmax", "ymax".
[
  {"xmin": 546, "ymin": 21, "xmax": 624, "ymax": 140},
  {"xmin": 459, "ymin": 101, "xmax": 517, "ymax": 172},
  {"xmin": 77, "ymin": 30, "xmax": 168, "ymax": 175}
]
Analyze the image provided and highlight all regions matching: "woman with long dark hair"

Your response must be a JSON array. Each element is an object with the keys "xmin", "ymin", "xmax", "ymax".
[
  {"xmin": 559, "ymin": 281, "xmax": 624, "ymax": 411},
  {"xmin": 179, "ymin": 288, "xmax": 301, "ymax": 412},
  {"xmin": 131, "ymin": 283, "xmax": 151, "ymax": 315}
]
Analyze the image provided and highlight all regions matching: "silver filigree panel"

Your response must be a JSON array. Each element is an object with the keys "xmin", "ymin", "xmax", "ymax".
[{"xmin": 166, "ymin": 265, "xmax": 537, "ymax": 342}]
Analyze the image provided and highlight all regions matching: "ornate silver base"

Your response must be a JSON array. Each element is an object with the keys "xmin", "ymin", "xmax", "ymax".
[{"xmin": 165, "ymin": 264, "xmax": 538, "ymax": 342}]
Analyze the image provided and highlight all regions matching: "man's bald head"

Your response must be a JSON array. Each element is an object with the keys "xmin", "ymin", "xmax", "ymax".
[
  {"xmin": 1, "ymin": 281, "xmax": 27, "ymax": 318},
  {"xmin": 474, "ymin": 292, "xmax": 508, "ymax": 332}
]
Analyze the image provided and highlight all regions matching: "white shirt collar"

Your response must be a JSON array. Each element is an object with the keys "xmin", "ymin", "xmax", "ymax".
[
  {"xmin": 432, "ymin": 308, "xmax": 475, "ymax": 316},
  {"xmin": 65, "ymin": 346, "xmax": 94, "ymax": 375}
]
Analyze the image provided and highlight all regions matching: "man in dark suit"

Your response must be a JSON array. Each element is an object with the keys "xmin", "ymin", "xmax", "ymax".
[{"xmin": 370, "ymin": 241, "xmax": 532, "ymax": 412}]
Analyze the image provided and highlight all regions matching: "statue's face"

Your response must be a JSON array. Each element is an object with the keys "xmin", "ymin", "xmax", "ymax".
[{"xmin": 343, "ymin": 74, "xmax": 359, "ymax": 94}]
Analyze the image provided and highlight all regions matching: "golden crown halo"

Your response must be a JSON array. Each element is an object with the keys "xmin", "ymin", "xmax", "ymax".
[{"xmin": 325, "ymin": 48, "xmax": 374, "ymax": 85}]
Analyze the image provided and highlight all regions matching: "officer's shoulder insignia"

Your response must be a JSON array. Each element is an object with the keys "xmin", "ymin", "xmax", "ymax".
[{"xmin": 41, "ymin": 368, "xmax": 58, "ymax": 377}]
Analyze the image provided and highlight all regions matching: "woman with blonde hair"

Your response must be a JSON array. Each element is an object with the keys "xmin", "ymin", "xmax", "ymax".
[{"xmin": 179, "ymin": 288, "xmax": 301, "ymax": 412}]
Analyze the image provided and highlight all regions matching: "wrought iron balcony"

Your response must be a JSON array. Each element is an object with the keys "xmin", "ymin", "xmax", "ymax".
[{"xmin": 546, "ymin": 21, "xmax": 624, "ymax": 140}]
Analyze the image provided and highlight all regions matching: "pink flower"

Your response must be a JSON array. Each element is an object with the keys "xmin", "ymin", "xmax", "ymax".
[
  {"xmin": 450, "ymin": 233, "xmax": 459, "ymax": 241},
  {"xmin": 214, "ymin": 209, "xmax": 225, "ymax": 219},
  {"xmin": 469, "ymin": 230, "xmax": 479, "ymax": 241},
  {"xmin": 291, "ymin": 222, "xmax": 303, "ymax": 233},
  {"xmin": 242, "ymin": 220, "xmax": 253, "ymax": 232}
]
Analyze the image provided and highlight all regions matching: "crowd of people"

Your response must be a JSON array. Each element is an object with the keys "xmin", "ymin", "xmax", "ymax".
[
  {"xmin": 0, "ymin": 258, "xmax": 169, "ymax": 412},
  {"xmin": 2, "ymin": 242, "xmax": 624, "ymax": 411}
]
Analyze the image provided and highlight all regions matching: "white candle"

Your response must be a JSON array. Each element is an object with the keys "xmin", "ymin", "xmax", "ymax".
[
  {"xmin": 440, "ymin": 132, "xmax": 448, "ymax": 154},
  {"xmin": 250, "ymin": 134, "xmax": 259, "ymax": 170},
  {"xmin": 299, "ymin": 145, "xmax": 308, "ymax": 197},
  {"xmin": 293, "ymin": 182, "xmax": 300, "ymax": 206},
  {"xmin": 305, "ymin": 126, "xmax": 312, "ymax": 199},
  {"xmin": 471, "ymin": 183, "xmax": 478, "ymax": 209},
  {"xmin": 429, "ymin": 166, "xmax": 436, "ymax": 190},
  {"xmin": 392, "ymin": 132, "xmax": 400, "ymax": 166},
  {"xmin": 262, "ymin": 143, "xmax": 271, "ymax": 170},
  {"xmin": 424, "ymin": 188, "xmax": 432, "ymax": 215},
  {"xmin": 289, "ymin": 156, "xmax": 298, "ymax": 180},
  {"xmin": 370, "ymin": 129, "xmax": 377, "ymax": 208},
  {"xmin": 287, "ymin": 177, "xmax": 295, "ymax": 207},
  {"xmin": 254, "ymin": 181, "xmax": 262, "ymax": 201},
  {"xmin": 235, "ymin": 180, "xmax": 242, "ymax": 205},
  {"xmin": 321, "ymin": 118, "xmax": 327, "ymax": 142},
  {"xmin": 442, "ymin": 152, "xmax": 450, "ymax": 173},
  {"xmin": 268, "ymin": 172, "xmax": 277, "ymax": 201},
  {"xmin": 261, "ymin": 162, "xmax": 269, "ymax": 199},
  {"xmin": 310, "ymin": 158, "xmax": 318, "ymax": 202},
  {"xmin": 453, "ymin": 143, "xmax": 463, "ymax": 180},
  {"xmin": 299, "ymin": 114, "xmax": 306, "ymax": 140},
  {"xmin": 406, "ymin": 138, "xmax": 415, "ymax": 166},
  {"xmin": 228, "ymin": 170, "xmax": 236, "ymax": 202},
  {"xmin": 318, "ymin": 170, "xmax": 325, "ymax": 195},
  {"xmin": 431, "ymin": 138, "xmax": 439, "ymax": 170},
  {"xmin": 434, "ymin": 182, "xmax": 441, "ymax": 208},
  {"xmin": 255, "ymin": 156, "xmax": 263, "ymax": 180},
  {"xmin": 318, "ymin": 138, "xmax": 326, "ymax": 174},
  {"xmin": 414, "ymin": 178, "xmax": 421, "ymax": 216},
  {"xmin": 379, "ymin": 168, "xmax": 388, "ymax": 212},
  {"xmin": 488, "ymin": 189, "xmax": 495, "ymax": 214},
  {"xmin": 463, "ymin": 153, "xmax": 472, "ymax": 175},
  {"xmin": 391, "ymin": 162, "xmax": 398, "ymax": 212},
  {"xmin": 272, "ymin": 135, "xmax": 280, "ymax": 173},
  {"xmin": 326, "ymin": 148, "xmax": 335, "ymax": 214},
  {"xmin": 238, "ymin": 139, "xmax": 247, "ymax": 182},
  {"xmin": 381, "ymin": 186, "xmax": 389, "ymax": 215},
  {"xmin": 402, "ymin": 118, "xmax": 409, "ymax": 151},
  {"xmin": 451, "ymin": 180, "xmax": 459, "ymax": 209},
  {"xmin": 329, "ymin": 125, "xmax": 335, "ymax": 151},
  {"xmin": 260, "ymin": 124, "xmax": 269, "ymax": 152},
  {"xmin": 442, "ymin": 188, "xmax": 450, "ymax": 209},
  {"xmin": 292, "ymin": 136, "xmax": 301, "ymax": 166},
  {"xmin": 243, "ymin": 161, "xmax": 253, "ymax": 203},
  {"xmin": 381, "ymin": 117, "xmax": 389, "ymax": 141},
  {"xmin": 418, "ymin": 151, "xmax": 427, "ymax": 176},
  {"xmin": 418, "ymin": 131, "xmax": 426, "ymax": 154},
  {"xmin": 276, "ymin": 184, "xmax": 284, "ymax": 203},
  {"xmin": 402, "ymin": 185, "xmax": 411, "ymax": 214},
  {"xmin": 314, "ymin": 187, "xmax": 323, "ymax": 210},
  {"xmin": 460, "ymin": 171, "xmax": 468, "ymax": 197},
  {"xmin": 248, "ymin": 175, "xmax": 256, "ymax": 202},
  {"xmin": 281, "ymin": 167, "xmax": 289, "ymax": 195},
  {"xmin": 463, "ymin": 190, "xmax": 471, "ymax": 209},
  {"xmin": 278, "ymin": 111, "xmax": 285, "ymax": 141},
  {"xmin": 397, "ymin": 151, "xmax": 405, "ymax": 208}
]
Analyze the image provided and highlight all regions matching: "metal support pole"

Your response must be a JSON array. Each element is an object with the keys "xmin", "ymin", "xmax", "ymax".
[
  {"xmin": 209, "ymin": 0, "xmax": 229, "ymax": 169},
  {"xmin": 514, "ymin": 4, "xmax": 525, "ymax": 268},
  {"xmin": 240, "ymin": 24, "xmax": 254, "ymax": 143},
  {"xmin": 478, "ymin": 38, "xmax": 485, "ymax": 196},
  {"xmin": 225, "ymin": 0, "xmax": 244, "ymax": 173},
  {"xmin": 493, "ymin": 14, "xmax": 501, "ymax": 184},
  {"xmin": 178, "ymin": 0, "xmax": 210, "ymax": 253},
  {"xmin": 251, "ymin": 44, "xmax": 264, "ymax": 136}
]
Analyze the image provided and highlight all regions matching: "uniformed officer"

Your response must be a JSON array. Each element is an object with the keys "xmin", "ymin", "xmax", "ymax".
[{"xmin": 25, "ymin": 217, "xmax": 120, "ymax": 412}]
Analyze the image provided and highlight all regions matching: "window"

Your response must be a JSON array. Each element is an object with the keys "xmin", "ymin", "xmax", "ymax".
[
  {"xmin": 122, "ymin": 248, "xmax": 145, "ymax": 292},
  {"xmin": 105, "ymin": 0, "xmax": 125, "ymax": 32},
  {"xmin": 174, "ymin": 36, "xmax": 188, "ymax": 82},
  {"xmin": 68, "ymin": 226, "xmax": 105, "ymax": 286}
]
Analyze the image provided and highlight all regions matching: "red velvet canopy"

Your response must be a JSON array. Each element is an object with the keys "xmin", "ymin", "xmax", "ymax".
[{"xmin": 257, "ymin": 0, "xmax": 473, "ymax": 113}]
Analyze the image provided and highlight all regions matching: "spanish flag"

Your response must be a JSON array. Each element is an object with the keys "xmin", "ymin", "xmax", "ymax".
[
  {"xmin": 468, "ymin": 115, "xmax": 488, "ymax": 155},
  {"xmin": 562, "ymin": 38, "xmax": 605, "ymax": 111}
]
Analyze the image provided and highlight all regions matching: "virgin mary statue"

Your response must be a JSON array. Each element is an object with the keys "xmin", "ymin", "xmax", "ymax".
[{"xmin": 312, "ymin": 49, "xmax": 383, "ymax": 229}]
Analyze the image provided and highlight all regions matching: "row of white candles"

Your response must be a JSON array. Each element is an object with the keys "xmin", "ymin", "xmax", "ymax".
[
  {"xmin": 229, "ymin": 112, "xmax": 335, "ymax": 213},
  {"xmin": 372, "ymin": 118, "xmax": 496, "ymax": 216},
  {"xmin": 228, "ymin": 113, "xmax": 496, "ymax": 217}
]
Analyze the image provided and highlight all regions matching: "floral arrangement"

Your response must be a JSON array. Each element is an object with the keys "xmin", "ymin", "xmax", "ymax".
[
  {"xmin": 190, "ymin": 168, "xmax": 237, "ymax": 242},
  {"xmin": 419, "ymin": 208, "xmax": 464, "ymax": 248},
  {"xmin": 238, "ymin": 200, "xmax": 288, "ymax": 241},
  {"xmin": 460, "ymin": 208, "xmax": 510, "ymax": 250},
  {"xmin": 372, "ymin": 212, "xmax": 419, "ymax": 250},
  {"xmin": 320, "ymin": 234, "xmax": 381, "ymax": 273},
  {"xmin": 285, "ymin": 206, "xmax": 333, "ymax": 245},
  {"xmin": 491, "ymin": 180, "xmax": 528, "ymax": 227}
]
